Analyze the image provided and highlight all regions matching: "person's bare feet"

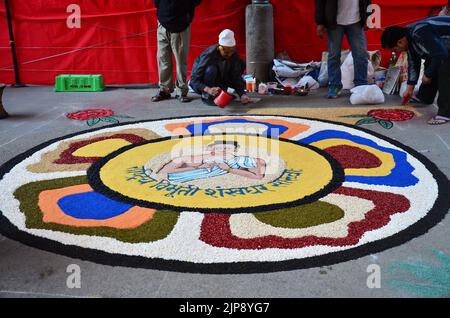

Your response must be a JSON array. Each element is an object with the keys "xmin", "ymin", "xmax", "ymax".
[{"xmin": 428, "ymin": 115, "xmax": 450, "ymax": 125}]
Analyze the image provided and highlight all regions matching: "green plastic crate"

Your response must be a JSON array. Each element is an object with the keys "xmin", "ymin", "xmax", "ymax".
[{"xmin": 55, "ymin": 75, "xmax": 105, "ymax": 92}]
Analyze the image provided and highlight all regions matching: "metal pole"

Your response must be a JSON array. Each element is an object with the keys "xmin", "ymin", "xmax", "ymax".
[
  {"xmin": 4, "ymin": 0, "xmax": 24, "ymax": 87},
  {"xmin": 246, "ymin": 0, "xmax": 274, "ymax": 83}
]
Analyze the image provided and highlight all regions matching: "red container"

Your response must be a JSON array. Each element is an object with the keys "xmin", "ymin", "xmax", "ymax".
[{"xmin": 214, "ymin": 91, "xmax": 233, "ymax": 108}]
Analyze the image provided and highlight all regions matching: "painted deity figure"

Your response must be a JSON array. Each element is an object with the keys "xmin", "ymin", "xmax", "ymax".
[{"xmin": 156, "ymin": 141, "xmax": 266, "ymax": 183}]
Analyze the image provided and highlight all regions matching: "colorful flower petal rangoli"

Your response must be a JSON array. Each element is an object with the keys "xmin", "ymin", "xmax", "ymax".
[
  {"xmin": 0, "ymin": 115, "xmax": 449, "ymax": 274},
  {"xmin": 67, "ymin": 109, "xmax": 133, "ymax": 126}
]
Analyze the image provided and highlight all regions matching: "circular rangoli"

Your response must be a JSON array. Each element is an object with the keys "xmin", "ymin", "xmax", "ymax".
[{"xmin": 0, "ymin": 115, "xmax": 448, "ymax": 274}]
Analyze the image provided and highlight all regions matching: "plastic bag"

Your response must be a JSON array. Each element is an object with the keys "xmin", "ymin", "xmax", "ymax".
[
  {"xmin": 341, "ymin": 55, "xmax": 354, "ymax": 89},
  {"xmin": 272, "ymin": 60, "xmax": 303, "ymax": 78},
  {"xmin": 341, "ymin": 54, "xmax": 375, "ymax": 90},
  {"xmin": 318, "ymin": 62, "xmax": 328, "ymax": 87},
  {"xmin": 350, "ymin": 85, "xmax": 385, "ymax": 105},
  {"xmin": 318, "ymin": 52, "xmax": 329, "ymax": 87},
  {"xmin": 318, "ymin": 51, "xmax": 348, "ymax": 87},
  {"xmin": 296, "ymin": 76, "xmax": 320, "ymax": 90}
]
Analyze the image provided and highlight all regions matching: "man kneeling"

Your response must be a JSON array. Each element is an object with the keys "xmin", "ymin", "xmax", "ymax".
[
  {"xmin": 382, "ymin": 17, "xmax": 450, "ymax": 125},
  {"xmin": 190, "ymin": 29, "xmax": 250, "ymax": 106}
]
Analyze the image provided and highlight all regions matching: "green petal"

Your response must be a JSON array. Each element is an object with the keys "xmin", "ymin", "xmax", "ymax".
[
  {"xmin": 100, "ymin": 116, "xmax": 120, "ymax": 124},
  {"xmin": 378, "ymin": 120, "xmax": 394, "ymax": 129},
  {"xmin": 87, "ymin": 118, "xmax": 101, "ymax": 126},
  {"xmin": 356, "ymin": 118, "xmax": 378, "ymax": 126}
]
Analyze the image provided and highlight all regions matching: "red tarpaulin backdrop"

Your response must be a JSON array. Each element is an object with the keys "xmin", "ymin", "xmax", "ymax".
[{"xmin": 0, "ymin": 0, "xmax": 447, "ymax": 85}]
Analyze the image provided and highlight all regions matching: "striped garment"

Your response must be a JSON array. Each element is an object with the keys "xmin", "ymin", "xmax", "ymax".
[
  {"xmin": 168, "ymin": 156, "xmax": 257, "ymax": 183},
  {"xmin": 406, "ymin": 17, "xmax": 450, "ymax": 85}
]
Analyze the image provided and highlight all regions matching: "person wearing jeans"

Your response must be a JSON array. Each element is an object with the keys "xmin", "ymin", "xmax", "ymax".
[{"xmin": 315, "ymin": 0, "xmax": 371, "ymax": 98}]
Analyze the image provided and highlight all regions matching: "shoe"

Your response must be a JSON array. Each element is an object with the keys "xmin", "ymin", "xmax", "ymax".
[
  {"xmin": 0, "ymin": 105, "xmax": 8, "ymax": 119},
  {"xmin": 201, "ymin": 93, "xmax": 217, "ymax": 107},
  {"xmin": 175, "ymin": 94, "xmax": 192, "ymax": 103},
  {"xmin": 151, "ymin": 90, "xmax": 171, "ymax": 102},
  {"xmin": 326, "ymin": 87, "xmax": 342, "ymax": 99}
]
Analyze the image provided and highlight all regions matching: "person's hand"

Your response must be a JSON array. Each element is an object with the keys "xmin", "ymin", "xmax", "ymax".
[
  {"xmin": 422, "ymin": 75, "xmax": 432, "ymax": 85},
  {"xmin": 207, "ymin": 87, "xmax": 221, "ymax": 97},
  {"xmin": 199, "ymin": 162, "xmax": 215, "ymax": 169},
  {"xmin": 402, "ymin": 85, "xmax": 415, "ymax": 105},
  {"xmin": 317, "ymin": 25, "xmax": 326, "ymax": 39},
  {"xmin": 240, "ymin": 94, "xmax": 251, "ymax": 105}
]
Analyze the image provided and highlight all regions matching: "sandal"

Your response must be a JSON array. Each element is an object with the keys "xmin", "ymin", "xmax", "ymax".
[
  {"xmin": 200, "ymin": 93, "xmax": 217, "ymax": 107},
  {"xmin": 428, "ymin": 115, "xmax": 450, "ymax": 125},
  {"xmin": 0, "ymin": 104, "xmax": 8, "ymax": 119},
  {"xmin": 176, "ymin": 95, "xmax": 191, "ymax": 103},
  {"xmin": 151, "ymin": 90, "xmax": 171, "ymax": 102}
]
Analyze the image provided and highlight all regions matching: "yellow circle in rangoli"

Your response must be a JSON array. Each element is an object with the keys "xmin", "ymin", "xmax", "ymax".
[{"xmin": 98, "ymin": 135, "xmax": 336, "ymax": 210}]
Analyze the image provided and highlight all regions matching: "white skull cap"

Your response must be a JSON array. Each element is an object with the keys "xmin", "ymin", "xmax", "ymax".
[{"xmin": 219, "ymin": 29, "xmax": 236, "ymax": 47}]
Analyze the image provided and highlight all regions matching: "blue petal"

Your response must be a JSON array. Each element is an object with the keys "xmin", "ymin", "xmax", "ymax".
[
  {"xmin": 58, "ymin": 192, "xmax": 133, "ymax": 220},
  {"xmin": 300, "ymin": 130, "xmax": 419, "ymax": 187},
  {"xmin": 185, "ymin": 119, "xmax": 288, "ymax": 138}
]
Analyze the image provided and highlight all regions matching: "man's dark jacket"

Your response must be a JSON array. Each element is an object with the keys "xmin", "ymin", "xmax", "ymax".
[
  {"xmin": 315, "ymin": 0, "xmax": 372, "ymax": 29},
  {"xmin": 406, "ymin": 17, "xmax": 450, "ymax": 85},
  {"xmin": 190, "ymin": 45, "xmax": 246, "ymax": 97},
  {"xmin": 153, "ymin": 0, "xmax": 201, "ymax": 33}
]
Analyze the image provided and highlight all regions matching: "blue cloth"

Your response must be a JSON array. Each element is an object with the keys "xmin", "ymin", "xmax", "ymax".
[
  {"xmin": 327, "ymin": 22, "xmax": 369, "ymax": 88},
  {"xmin": 169, "ymin": 166, "xmax": 227, "ymax": 183},
  {"xmin": 168, "ymin": 156, "xmax": 257, "ymax": 183},
  {"xmin": 406, "ymin": 17, "xmax": 450, "ymax": 85},
  {"xmin": 307, "ymin": 68, "xmax": 320, "ymax": 81}
]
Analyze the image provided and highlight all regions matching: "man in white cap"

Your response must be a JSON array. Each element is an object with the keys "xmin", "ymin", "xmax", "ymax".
[{"xmin": 190, "ymin": 29, "xmax": 250, "ymax": 106}]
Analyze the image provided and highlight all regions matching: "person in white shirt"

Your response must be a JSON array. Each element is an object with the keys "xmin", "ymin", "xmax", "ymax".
[{"xmin": 315, "ymin": 0, "xmax": 371, "ymax": 98}]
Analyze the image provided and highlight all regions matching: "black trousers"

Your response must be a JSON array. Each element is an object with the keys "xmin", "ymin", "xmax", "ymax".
[{"xmin": 417, "ymin": 57, "xmax": 450, "ymax": 118}]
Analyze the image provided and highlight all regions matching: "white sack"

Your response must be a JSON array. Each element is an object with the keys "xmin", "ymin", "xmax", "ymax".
[
  {"xmin": 296, "ymin": 76, "xmax": 320, "ymax": 90},
  {"xmin": 350, "ymin": 85, "xmax": 385, "ymax": 105},
  {"xmin": 341, "ymin": 54, "xmax": 375, "ymax": 90}
]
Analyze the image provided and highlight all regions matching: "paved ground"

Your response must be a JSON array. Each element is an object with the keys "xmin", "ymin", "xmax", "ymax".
[{"xmin": 0, "ymin": 86, "xmax": 449, "ymax": 298}]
